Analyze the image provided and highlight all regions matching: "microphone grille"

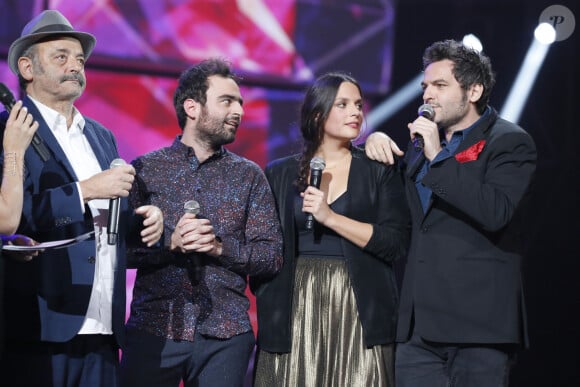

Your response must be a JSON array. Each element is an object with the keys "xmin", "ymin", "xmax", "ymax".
[
  {"xmin": 110, "ymin": 158, "xmax": 126, "ymax": 168},
  {"xmin": 184, "ymin": 200, "xmax": 201, "ymax": 215},
  {"xmin": 418, "ymin": 104, "xmax": 435, "ymax": 121},
  {"xmin": 309, "ymin": 156, "xmax": 326, "ymax": 171}
]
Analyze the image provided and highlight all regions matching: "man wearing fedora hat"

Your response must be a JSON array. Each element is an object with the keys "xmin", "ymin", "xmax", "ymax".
[{"xmin": 0, "ymin": 9, "xmax": 164, "ymax": 387}]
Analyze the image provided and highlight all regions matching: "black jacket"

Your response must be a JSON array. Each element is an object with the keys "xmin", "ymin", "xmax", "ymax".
[
  {"xmin": 252, "ymin": 146, "xmax": 410, "ymax": 353},
  {"xmin": 397, "ymin": 107, "xmax": 536, "ymax": 346}
]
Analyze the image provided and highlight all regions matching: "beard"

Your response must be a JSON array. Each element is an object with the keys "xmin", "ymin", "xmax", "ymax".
[
  {"xmin": 196, "ymin": 107, "xmax": 237, "ymax": 147},
  {"xmin": 437, "ymin": 91, "xmax": 469, "ymax": 129}
]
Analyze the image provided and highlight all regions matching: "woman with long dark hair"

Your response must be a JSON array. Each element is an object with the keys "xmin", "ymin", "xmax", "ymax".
[{"xmin": 252, "ymin": 72, "xmax": 410, "ymax": 386}]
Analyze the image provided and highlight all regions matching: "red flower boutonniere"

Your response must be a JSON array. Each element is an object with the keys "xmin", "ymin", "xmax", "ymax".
[{"xmin": 455, "ymin": 140, "xmax": 486, "ymax": 163}]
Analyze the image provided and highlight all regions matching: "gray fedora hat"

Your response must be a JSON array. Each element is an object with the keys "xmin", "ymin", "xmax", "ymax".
[{"xmin": 7, "ymin": 10, "xmax": 96, "ymax": 75}]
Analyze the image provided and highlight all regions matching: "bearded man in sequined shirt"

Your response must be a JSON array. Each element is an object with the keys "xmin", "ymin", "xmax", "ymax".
[{"xmin": 119, "ymin": 58, "xmax": 283, "ymax": 387}]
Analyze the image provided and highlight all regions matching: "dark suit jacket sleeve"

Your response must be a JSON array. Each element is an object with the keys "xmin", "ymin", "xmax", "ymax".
[
  {"xmin": 422, "ymin": 122, "xmax": 536, "ymax": 232},
  {"xmin": 360, "ymin": 155, "xmax": 411, "ymax": 262}
]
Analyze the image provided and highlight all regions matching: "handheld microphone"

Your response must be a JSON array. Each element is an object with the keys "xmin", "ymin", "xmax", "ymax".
[
  {"xmin": 0, "ymin": 83, "xmax": 16, "ymax": 112},
  {"xmin": 0, "ymin": 82, "xmax": 51, "ymax": 161},
  {"xmin": 184, "ymin": 200, "xmax": 201, "ymax": 215},
  {"xmin": 305, "ymin": 156, "xmax": 326, "ymax": 231},
  {"xmin": 413, "ymin": 103, "xmax": 435, "ymax": 149},
  {"xmin": 184, "ymin": 200, "xmax": 203, "ymax": 281},
  {"xmin": 107, "ymin": 158, "xmax": 126, "ymax": 245}
]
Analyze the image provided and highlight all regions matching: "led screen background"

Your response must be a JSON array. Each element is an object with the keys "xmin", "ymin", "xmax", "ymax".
[{"xmin": 0, "ymin": 0, "xmax": 395, "ymax": 338}]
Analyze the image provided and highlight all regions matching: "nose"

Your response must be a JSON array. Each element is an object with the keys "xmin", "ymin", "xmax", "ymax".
[
  {"xmin": 422, "ymin": 86, "xmax": 434, "ymax": 103},
  {"xmin": 68, "ymin": 58, "xmax": 83, "ymax": 73},
  {"xmin": 232, "ymin": 102, "xmax": 244, "ymax": 117},
  {"xmin": 69, "ymin": 63, "xmax": 80, "ymax": 74}
]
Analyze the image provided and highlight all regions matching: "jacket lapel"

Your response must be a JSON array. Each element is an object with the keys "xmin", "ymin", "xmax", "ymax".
[
  {"xmin": 404, "ymin": 144, "xmax": 426, "ymax": 181},
  {"xmin": 402, "ymin": 144, "xmax": 429, "ymax": 220},
  {"xmin": 451, "ymin": 107, "xmax": 497, "ymax": 156},
  {"xmin": 412, "ymin": 108, "xmax": 498, "ymax": 219},
  {"xmin": 83, "ymin": 120, "xmax": 112, "ymax": 170},
  {"xmin": 23, "ymin": 97, "xmax": 78, "ymax": 180}
]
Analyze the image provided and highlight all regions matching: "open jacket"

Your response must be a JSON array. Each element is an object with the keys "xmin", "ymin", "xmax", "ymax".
[
  {"xmin": 396, "ymin": 107, "xmax": 536, "ymax": 347},
  {"xmin": 0, "ymin": 96, "xmax": 143, "ymax": 348},
  {"xmin": 252, "ymin": 146, "xmax": 410, "ymax": 353}
]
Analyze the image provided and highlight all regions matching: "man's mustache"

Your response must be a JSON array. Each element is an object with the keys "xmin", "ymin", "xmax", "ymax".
[{"xmin": 60, "ymin": 74, "xmax": 85, "ymax": 87}]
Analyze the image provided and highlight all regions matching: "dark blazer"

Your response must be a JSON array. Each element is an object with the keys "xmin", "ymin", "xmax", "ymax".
[
  {"xmin": 396, "ymin": 107, "xmax": 536, "ymax": 347},
  {"xmin": 1, "ymin": 96, "xmax": 134, "ymax": 348},
  {"xmin": 252, "ymin": 146, "xmax": 410, "ymax": 353}
]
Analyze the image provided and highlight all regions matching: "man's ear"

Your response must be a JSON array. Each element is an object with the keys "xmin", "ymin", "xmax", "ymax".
[
  {"xmin": 18, "ymin": 57, "xmax": 34, "ymax": 82},
  {"xmin": 183, "ymin": 98, "xmax": 199, "ymax": 120},
  {"xmin": 468, "ymin": 83, "xmax": 484, "ymax": 103}
]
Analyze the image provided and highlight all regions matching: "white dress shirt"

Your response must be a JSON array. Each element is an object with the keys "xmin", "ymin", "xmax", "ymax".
[{"xmin": 30, "ymin": 96, "xmax": 116, "ymax": 335}]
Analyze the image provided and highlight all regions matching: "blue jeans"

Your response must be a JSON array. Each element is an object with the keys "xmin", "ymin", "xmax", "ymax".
[{"xmin": 395, "ymin": 332, "xmax": 515, "ymax": 387}]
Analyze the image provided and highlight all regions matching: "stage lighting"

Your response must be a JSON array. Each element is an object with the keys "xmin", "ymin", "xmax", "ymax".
[
  {"xmin": 500, "ymin": 23, "xmax": 556, "ymax": 123},
  {"xmin": 462, "ymin": 34, "xmax": 483, "ymax": 52},
  {"xmin": 534, "ymin": 22, "xmax": 557, "ymax": 44},
  {"xmin": 367, "ymin": 33, "xmax": 483, "ymax": 131}
]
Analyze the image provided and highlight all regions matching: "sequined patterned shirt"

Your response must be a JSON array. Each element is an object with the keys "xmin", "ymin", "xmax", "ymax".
[{"xmin": 127, "ymin": 136, "xmax": 283, "ymax": 341}]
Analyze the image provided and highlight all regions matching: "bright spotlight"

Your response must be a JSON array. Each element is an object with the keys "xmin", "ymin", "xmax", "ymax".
[
  {"xmin": 462, "ymin": 34, "xmax": 483, "ymax": 52},
  {"xmin": 534, "ymin": 22, "xmax": 557, "ymax": 44},
  {"xmin": 500, "ymin": 23, "xmax": 556, "ymax": 123}
]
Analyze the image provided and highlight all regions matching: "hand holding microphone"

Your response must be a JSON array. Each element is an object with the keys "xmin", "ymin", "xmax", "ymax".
[
  {"xmin": 183, "ymin": 200, "xmax": 203, "ymax": 281},
  {"xmin": 305, "ymin": 157, "xmax": 325, "ymax": 231},
  {"xmin": 0, "ymin": 82, "xmax": 48, "ymax": 161},
  {"xmin": 171, "ymin": 200, "xmax": 219, "ymax": 255},
  {"xmin": 412, "ymin": 103, "xmax": 435, "ymax": 149}
]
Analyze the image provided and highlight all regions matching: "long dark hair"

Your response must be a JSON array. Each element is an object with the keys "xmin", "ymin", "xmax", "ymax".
[{"xmin": 296, "ymin": 72, "xmax": 362, "ymax": 190}]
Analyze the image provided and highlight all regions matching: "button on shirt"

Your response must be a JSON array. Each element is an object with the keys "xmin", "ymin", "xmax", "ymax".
[{"xmin": 30, "ymin": 96, "xmax": 116, "ymax": 335}]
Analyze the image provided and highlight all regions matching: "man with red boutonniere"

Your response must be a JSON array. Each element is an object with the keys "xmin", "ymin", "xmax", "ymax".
[{"xmin": 365, "ymin": 39, "xmax": 537, "ymax": 387}]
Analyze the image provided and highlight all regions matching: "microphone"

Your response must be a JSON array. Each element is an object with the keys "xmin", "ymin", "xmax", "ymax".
[
  {"xmin": 184, "ymin": 200, "xmax": 203, "ymax": 282},
  {"xmin": 107, "ymin": 158, "xmax": 126, "ymax": 245},
  {"xmin": 305, "ymin": 156, "xmax": 325, "ymax": 231},
  {"xmin": 0, "ymin": 83, "xmax": 16, "ymax": 112},
  {"xmin": 184, "ymin": 200, "xmax": 201, "ymax": 215},
  {"xmin": 0, "ymin": 82, "xmax": 51, "ymax": 162},
  {"xmin": 413, "ymin": 103, "xmax": 435, "ymax": 149}
]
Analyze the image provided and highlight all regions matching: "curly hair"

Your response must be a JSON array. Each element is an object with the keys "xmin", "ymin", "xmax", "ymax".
[
  {"xmin": 173, "ymin": 58, "xmax": 240, "ymax": 130},
  {"xmin": 296, "ymin": 71, "xmax": 362, "ymax": 190},
  {"xmin": 423, "ymin": 40, "xmax": 496, "ymax": 114}
]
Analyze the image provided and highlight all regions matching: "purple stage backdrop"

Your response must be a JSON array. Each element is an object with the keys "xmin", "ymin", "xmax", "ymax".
[{"xmin": 0, "ymin": 0, "xmax": 395, "ymax": 338}]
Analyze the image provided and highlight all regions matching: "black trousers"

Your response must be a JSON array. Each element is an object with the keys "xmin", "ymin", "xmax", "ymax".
[
  {"xmin": 395, "ymin": 331, "xmax": 515, "ymax": 387},
  {"xmin": 120, "ymin": 327, "xmax": 255, "ymax": 387},
  {"xmin": 0, "ymin": 334, "xmax": 119, "ymax": 387}
]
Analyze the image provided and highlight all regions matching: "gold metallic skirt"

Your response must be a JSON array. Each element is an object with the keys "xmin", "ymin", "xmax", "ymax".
[{"xmin": 254, "ymin": 256, "xmax": 393, "ymax": 387}]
